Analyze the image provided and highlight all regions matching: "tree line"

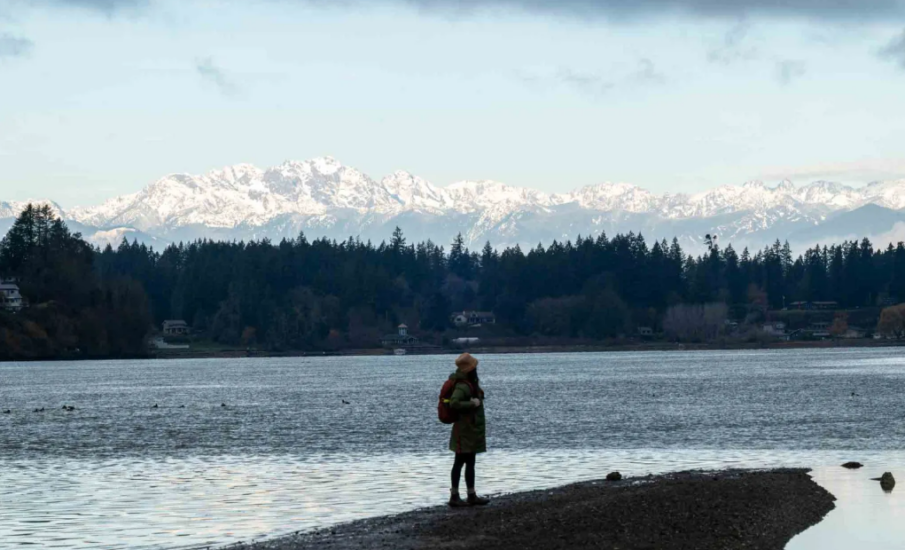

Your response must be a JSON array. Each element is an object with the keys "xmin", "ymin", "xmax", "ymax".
[
  {"xmin": 3, "ymin": 204, "xmax": 905, "ymax": 357},
  {"xmin": 0, "ymin": 205, "xmax": 150, "ymax": 358}
]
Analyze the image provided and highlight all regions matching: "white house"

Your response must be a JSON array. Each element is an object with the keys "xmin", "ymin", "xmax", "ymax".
[
  {"xmin": 451, "ymin": 311, "xmax": 496, "ymax": 327},
  {"xmin": 0, "ymin": 281, "xmax": 24, "ymax": 313}
]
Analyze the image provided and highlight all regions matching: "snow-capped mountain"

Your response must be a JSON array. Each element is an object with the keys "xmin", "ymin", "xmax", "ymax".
[
  {"xmin": 6, "ymin": 157, "xmax": 905, "ymax": 253},
  {"xmin": 0, "ymin": 199, "xmax": 65, "ymax": 219}
]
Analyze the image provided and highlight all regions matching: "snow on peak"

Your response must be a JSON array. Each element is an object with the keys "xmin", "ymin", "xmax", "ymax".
[
  {"xmin": 775, "ymin": 180, "xmax": 795, "ymax": 192},
  {"xmin": 567, "ymin": 182, "xmax": 656, "ymax": 212},
  {"xmin": 381, "ymin": 171, "xmax": 449, "ymax": 210},
  {"xmin": 19, "ymin": 157, "xmax": 905, "ymax": 245},
  {"xmin": 0, "ymin": 199, "xmax": 64, "ymax": 220}
]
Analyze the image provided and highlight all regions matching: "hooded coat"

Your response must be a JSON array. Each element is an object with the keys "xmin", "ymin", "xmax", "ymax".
[{"xmin": 447, "ymin": 371, "xmax": 486, "ymax": 454}]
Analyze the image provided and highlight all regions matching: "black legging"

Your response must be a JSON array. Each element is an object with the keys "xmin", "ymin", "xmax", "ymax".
[{"xmin": 451, "ymin": 452, "xmax": 476, "ymax": 490}]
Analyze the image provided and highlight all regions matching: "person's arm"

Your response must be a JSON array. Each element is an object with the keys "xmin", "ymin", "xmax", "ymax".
[{"xmin": 448, "ymin": 383, "xmax": 478, "ymax": 410}]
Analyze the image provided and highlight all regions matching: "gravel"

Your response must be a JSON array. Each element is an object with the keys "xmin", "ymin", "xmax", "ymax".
[{"xmin": 225, "ymin": 468, "xmax": 835, "ymax": 550}]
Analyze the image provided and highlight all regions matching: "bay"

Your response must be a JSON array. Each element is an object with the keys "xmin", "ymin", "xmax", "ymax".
[{"xmin": 2, "ymin": 348, "xmax": 904, "ymax": 548}]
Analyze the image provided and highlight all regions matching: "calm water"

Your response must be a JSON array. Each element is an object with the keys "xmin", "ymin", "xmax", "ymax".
[{"xmin": 2, "ymin": 349, "xmax": 905, "ymax": 548}]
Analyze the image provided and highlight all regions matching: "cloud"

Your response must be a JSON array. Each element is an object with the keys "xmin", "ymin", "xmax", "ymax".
[
  {"xmin": 707, "ymin": 20, "xmax": 758, "ymax": 65},
  {"xmin": 555, "ymin": 67, "xmax": 615, "ymax": 97},
  {"xmin": 26, "ymin": 0, "xmax": 149, "ymax": 14},
  {"xmin": 776, "ymin": 59, "xmax": 806, "ymax": 84},
  {"xmin": 759, "ymin": 158, "xmax": 905, "ymax": 182},
  {"xmin": 332, "ymin": 0, "xmax": 905, "ymax": 21},
  {"xmin": 195, "ymin": 57, "xmax": 238, "ymax": 96},
  {"xmin": 0, "ymin": 33, "xmax": 33, "ymax": 59},
  {"xmin": 520, "ymin": 58, "xmax": 665, "ymax": 98},
  {"xmin": 15, "ymin": 0, "xmax": 905, "ymax": 21},
  {"xmin": 632, "ymin": 58, "xmax": 665, "ymax": 84},
  {"xmin": 879, "ymin": 30, "xmax": 905, "ymax": 69}
]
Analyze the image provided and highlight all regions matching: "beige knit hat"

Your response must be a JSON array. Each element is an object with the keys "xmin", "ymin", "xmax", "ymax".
[{"xmin": 455, "ymin": 353, "xmax": 479, "ymax": 373}]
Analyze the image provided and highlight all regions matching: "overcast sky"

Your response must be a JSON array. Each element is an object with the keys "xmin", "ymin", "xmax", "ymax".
[{"xmin": 2, "ymin": 0, "xmax": 905, "ymax": 206}]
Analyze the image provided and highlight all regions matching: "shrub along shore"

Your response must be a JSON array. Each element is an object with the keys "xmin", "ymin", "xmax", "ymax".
[{"xmin": 224, "ymin": 469, "xmax": 835, "ymax": 550}]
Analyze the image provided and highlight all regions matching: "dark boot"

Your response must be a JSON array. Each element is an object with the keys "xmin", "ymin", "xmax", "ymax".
[
  {"xmin": 448, "ymin": 492, "xmax": 468, "ymax": 508},
  {"xmin": 467, "ymin": 492, "xmax": 490, "ymax": 506}
]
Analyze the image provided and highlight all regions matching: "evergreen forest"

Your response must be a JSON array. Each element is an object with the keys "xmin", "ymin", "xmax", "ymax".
[{"xmin": 3, "ymin": 204, "xmax": 905, "ymax": 359}]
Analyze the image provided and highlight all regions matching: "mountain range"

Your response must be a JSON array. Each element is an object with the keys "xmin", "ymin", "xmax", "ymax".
[{"xmin": 4, "ymin": 156, "xmax": 905, "ymax": 253}]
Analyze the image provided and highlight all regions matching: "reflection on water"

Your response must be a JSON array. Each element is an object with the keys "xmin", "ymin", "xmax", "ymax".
[
  {"xmin": 3, "ymin": 348, "xmax": 905, "ymax": 548},
  {"xmin": 788, "ymin": 460, "xmax": 905, "ymax": 550}
]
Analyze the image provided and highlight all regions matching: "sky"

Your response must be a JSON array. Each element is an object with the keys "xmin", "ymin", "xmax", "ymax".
[{"xmin": 1, "ymin": 0, "xmax": 905, "ymax": 207}]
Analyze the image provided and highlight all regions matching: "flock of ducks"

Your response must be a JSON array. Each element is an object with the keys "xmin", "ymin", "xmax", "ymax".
[{"xmin": 2, "ymin": 403, "xmax": 230, "ymax": 414}]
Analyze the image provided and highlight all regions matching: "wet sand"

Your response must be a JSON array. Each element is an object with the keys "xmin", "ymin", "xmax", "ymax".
[{"xmin": 228, "ymin": 469, "xmax": 835, "ymax": 550}]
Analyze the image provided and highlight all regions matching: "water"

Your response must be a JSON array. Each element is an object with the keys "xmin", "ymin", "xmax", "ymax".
[{"xmin": 2, "ymin": 348, "xmax": 905, "ymax": 548}]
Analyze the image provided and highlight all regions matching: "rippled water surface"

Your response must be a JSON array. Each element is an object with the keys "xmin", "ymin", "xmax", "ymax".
[{"xmin": 2, "ymin": 348, "xmax": 905, "ymax": 548}]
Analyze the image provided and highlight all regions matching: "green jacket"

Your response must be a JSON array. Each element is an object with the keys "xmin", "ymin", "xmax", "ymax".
[{"xmin": 448, "ymin": 371, "xmax": 486, "ymax": 454}]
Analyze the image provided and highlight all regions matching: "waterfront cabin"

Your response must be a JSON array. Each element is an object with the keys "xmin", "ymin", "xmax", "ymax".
[
  {"xmin": 451, "ymin": 311, "xmax": 496, "ymax": 327},
  {"xmin": 0, "ymin": 281, "xmax": 24, "ymax": 313},
  {"xmin": 380, "ymin": 324, "xmax": 419, "ymax": 347},
  {"xmin": 162, "ymin": 320, "xmax": 190, "ymax": 336},
  {"xmin": 762, "ymin": 322, "xmax": 788, "ymax": 339},
  {"xmin": 809, "ymin": 321, "xmax": 831, "ymax": 339}
]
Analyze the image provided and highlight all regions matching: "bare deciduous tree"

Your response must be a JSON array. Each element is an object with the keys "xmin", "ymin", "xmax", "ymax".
[
  {"xmin": 877, "ymin": 304, "xmax": 905, "ymax": 340},
  {"xmin": 663, "ymin": 303, "xmax": 728, "ymax": 342}
]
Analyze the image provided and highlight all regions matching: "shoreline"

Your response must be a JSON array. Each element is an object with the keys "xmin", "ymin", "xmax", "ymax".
[
  {"xmin": 224, "ymin": 468, "xmax": 836, "ymax": 550},
  {"xmin": 148, "ymin": 340, "xmax": 905, "ymax": 359},
  {"xmin": 149, "ymin": 338, "xmax": 903, "ymax": 360},
  {"xmin": 0, "ymin": 340, "xmax": 905, "ymax": 364},
  {"xmin": 5, "ymin": 338, "xmax": 902, "ymax": 362}
]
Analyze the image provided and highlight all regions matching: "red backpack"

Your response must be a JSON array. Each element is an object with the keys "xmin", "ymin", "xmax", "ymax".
[{"xmin": 438, "ymin": 378, "xmax": 474, "ymax": 424}]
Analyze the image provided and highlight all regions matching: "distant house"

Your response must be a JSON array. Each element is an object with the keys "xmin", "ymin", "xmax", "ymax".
[
  {"xmin": 380, "ymin": 324, "xmax": 419, "ymax": 347},
  {"xmin": 452, "ymin": 337, "xmax": 480, "ymax": 345},
  {"xmin": 842, "ymin": 326, "xmax": 867, "ymax": 339},
  {"xmin": 637, "ymin": 327, "xmax": 654, "ymax": 337},
  {"xmin": 0, "ymin": 281, "xmax": 24, "ymax": 313},
  {"xmin": 762, "ymin": 322, "xmax": 788, "ymax": 338},
  {"xmin": 451, "ymin": 311, "xmax": 496, "ymax": 327},
  {"xmin": 809, "ymin": 321, "xmax": 831, "ymax": 339},
  {"xmin": 162, "ymin": 320, "xmax": 190, "ymax": 336}
]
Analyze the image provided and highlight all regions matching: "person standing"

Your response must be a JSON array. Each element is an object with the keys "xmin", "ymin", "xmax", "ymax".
[{"xmin": 447, "ymin": 353, "xmax": 490, "ymax": 507}]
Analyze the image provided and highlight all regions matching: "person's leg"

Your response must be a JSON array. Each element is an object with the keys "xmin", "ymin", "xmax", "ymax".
[
  {"xmin": 449, "ymin": 453, "xmax": 468, "ymax": 506},
  {"xmin": 464, "ymin": 453, "xmax": 476, "ymax": 491},
  {"xmin": 465, "ymin": 453, "xmax": 490, "ymax": 505},
  {"xmin": 451, "ymin": 453, "xmax": 465, "ymax": 491}
]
